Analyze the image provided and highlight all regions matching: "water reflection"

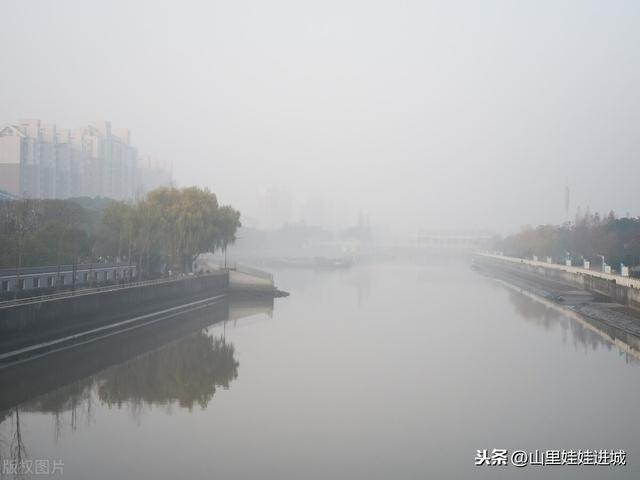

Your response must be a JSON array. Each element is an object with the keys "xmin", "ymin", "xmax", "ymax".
[
  {"xmin": 0, "ymin": 334, "xmax": 239, "ymax": 464},
  {"xmin": 0, "ymin": 295, "xmax": 273, "ymax": 457},
  {"xmin": 98, "ymin": 334, "xmax": 238, "ymax": 410},
  {"xmin": 20, "ymin": 333, "xmax": 237, "ymax": 413},
  {"xmin": 346, "ymin": 266, "xmax": 371, "ymax": 306},
  {"xmin": 4, "ymin": 264, "xmax": 640, "ymax": 479},
  {"xmin": 504, "ymin": 282, "xmax": 640, "ymax": 363},
  {"xmin": 0, "ymin": 409, "xmax": 28, "ymax": 477}
]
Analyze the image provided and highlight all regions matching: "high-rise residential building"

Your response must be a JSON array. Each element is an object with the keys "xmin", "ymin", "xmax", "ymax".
[
  {"xmin": 0, "ymin": 119, "xmax": 171, "ymax": 200},
  {"xmin": 40, "ymin": 123, "xmax": 57, "ymax": 199},
  {"xmin": 0, "ymin": 124, "xmax": 23, "ymax": 196},
  {"xmin": 137, "ymin": 156, "xmax": 173, "ymax": 200},
  {"xmin": 55, "ymin": 128, "xmax": 72, "ymax": 199}
]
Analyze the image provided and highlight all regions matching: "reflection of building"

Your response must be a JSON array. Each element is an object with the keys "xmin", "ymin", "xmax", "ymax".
[{"xmin": 0, "ymin": 119, "xmax": 171, "ymax": 200}]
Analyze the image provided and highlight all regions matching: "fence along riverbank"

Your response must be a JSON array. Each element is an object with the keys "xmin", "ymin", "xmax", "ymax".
[
  {"xmin": 476, "ymin": 253, "xmax": 640, "ymax": 311},
  {"xmin": 0, "ymin": 264, "xmax": 282, "ymax": 359}
]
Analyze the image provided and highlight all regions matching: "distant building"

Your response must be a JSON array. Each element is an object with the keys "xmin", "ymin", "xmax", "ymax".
[
  {"xmin": 137, "ymin": 156, "xmax": 173, "ymax": 199},
  {"xmin": 0, "ymin": 119, "xmax": 171, "ymax": 200},
  {"xmin": 417, "ymin": 229, "xmax": 495, "ymax": 249},
  {"xmin": 0, "ymin": 123, "xmax": 27, "ymax": 196},
  {"xmin": 259, "ymin": 186, "xmax": 293, "ymax": 229}
]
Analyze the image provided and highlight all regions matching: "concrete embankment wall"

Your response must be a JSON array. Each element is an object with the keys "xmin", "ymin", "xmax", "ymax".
[
  {"xmin": 229, "ymin": 269, "xmax": 275, "ymax": 293},
  {"xmin": 0, "ymin": 273, "xmax": 229, "ymax": 352},
  {"xmin": 476, "ymin": 254, "xmax": 640, "ymax": 311}
]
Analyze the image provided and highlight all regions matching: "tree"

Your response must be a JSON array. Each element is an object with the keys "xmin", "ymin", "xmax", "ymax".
[
  {"xmin": 99, "ymin": 201, "xmax": 135, "ymax": 262},
  {"xmin": 497, "ymin": 211, "xmax": 640, "ymax": 272},
  {"xmin": 216, "ymin": 205, "xmax": 241, "ymax": 267},
  {"xmin": 176, "ymin": 186, "xmax": 219, "ymax": 272},
  {"xmin": 0, "ymin": 186, "xmax": 242, "ymax": 281}
]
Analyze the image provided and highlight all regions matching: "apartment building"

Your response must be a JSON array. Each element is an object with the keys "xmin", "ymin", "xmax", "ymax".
[{"xmin": 0, "ymin": 119, "xmax": 170, "ymax": 200}]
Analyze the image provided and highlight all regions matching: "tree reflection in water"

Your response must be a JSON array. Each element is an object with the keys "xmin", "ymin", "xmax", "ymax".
[
  {"xmin": 98, "ymin": 334, "xmax": 238, "ymax": 410},
  {"xmin": 0, "ymin": 332, "xmax": 239, "ymax": 449},
  {"xmin": 507, "ymin": 288, "xmax": 640, "ymax": 362},
  {"xmin": 0, "ymin": 409, "xmax": 28, "ymax": 478}
]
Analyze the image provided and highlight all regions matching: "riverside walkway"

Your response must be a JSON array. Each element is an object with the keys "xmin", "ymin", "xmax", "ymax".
[{"xmin": 478, "ymin": 252, "xmax": 640, "ymax": 289}]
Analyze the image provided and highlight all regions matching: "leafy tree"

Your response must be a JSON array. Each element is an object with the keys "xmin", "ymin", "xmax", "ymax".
[
  {"xmin": 0, "ymin": 186, "xmax": 241, "ymax": 279},
  {"xmin": 496, "ymin": 210, "xmax": 640, "ymax": 272},
  {"xmin": 216, "ymin": 205, "xmax": 242, "ymax": 265}
]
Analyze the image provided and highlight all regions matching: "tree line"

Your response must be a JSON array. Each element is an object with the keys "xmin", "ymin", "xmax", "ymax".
[
  {"xmin": 494, "ymin": 210, "xmax": 640, "ymax": 271},
  {"xmin": 0, "ymin": 186, "xmax": 241, "ymax": 279}
]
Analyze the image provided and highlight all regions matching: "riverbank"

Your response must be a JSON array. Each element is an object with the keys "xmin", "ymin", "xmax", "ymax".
[
  {"xmin": 0, "ymin": 265, "xmax": 286, "ymax": 363},
  {"xmin": 478, "ymin": 252, "xmax": 640, "ymax": 309},
  {"xmin": 6, "ymin": 261, "xmax": 640, "ymax": 478},
  {"xmin": 0, "ymin": 294, "xmax": 274, "ymax": 413},
  {"xmin": 474, "ymin": 254, "xmax": 640, "ymax": 355}
]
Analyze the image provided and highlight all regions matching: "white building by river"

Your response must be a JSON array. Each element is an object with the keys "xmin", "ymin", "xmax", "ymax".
[{"xmin": 0, "ymin": 119, "xmax": 171, "ymax": 200}]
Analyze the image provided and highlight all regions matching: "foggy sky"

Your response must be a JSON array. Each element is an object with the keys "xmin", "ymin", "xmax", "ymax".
[{"xmin": 1, "ymin": 0, "xmax": 639, "ymax": 234}]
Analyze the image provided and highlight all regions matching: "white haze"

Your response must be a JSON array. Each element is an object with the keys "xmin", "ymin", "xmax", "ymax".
[{"xmin": 1, "ymin": 0, "xmax": 639, "ymax": 234}]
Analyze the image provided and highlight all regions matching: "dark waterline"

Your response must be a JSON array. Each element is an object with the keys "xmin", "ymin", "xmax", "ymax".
[{"xmin": 1, "ymin": 259, "xmax": 639, "ymax": 479}]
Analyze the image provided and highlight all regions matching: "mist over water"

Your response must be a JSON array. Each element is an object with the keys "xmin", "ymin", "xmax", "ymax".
[{"xmin": 2, "ymin": 260, "xmax": 639, "ymax": 479}]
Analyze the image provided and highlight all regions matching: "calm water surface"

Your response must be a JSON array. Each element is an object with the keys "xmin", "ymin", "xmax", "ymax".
[{"xmin": 1, "ymin": 259, "xmax": 639, "ymax": 479}]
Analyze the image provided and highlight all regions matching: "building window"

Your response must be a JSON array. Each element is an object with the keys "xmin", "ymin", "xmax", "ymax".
[
  {"xmin": 83, "ymin": 272, "xmax": 89, "ymax": 283},
  {"xmin": 33, "ymin": 277, "xmax": 40, "ymax": 289},
  {"xmin": 17, "ymin": 279, "xmax": 25, "ymax": 290},
  {"xmin": 60, "ymin": 274, "xmax": 66, "ymax": 285},
  {"xmin": 47, "ymin": 276, "xmax": 54, "ymax": 287},
  {"xmin": 1, "ymin": 280, "xmax": 8, "ymax": 292}
]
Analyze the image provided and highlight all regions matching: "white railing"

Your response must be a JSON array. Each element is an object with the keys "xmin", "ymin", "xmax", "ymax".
[
  {"xmin": 0, "ymin": 271, "xmax": 226, "ymax": 309},
  {"xmin": 477, "ymin": 252, "xmax": 640, "ymax": 289}
]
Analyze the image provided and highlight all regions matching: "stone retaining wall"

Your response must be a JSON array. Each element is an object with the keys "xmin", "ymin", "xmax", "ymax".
[
  {"xmin": 477, "ymin": 254, "xmax": 640, "ymax": 311},
  {"xmin": 0, "ymin": 273, "xmax": 229, "ymax": 353}
]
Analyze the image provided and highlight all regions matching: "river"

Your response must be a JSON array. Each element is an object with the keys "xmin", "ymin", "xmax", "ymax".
[{"xmin": 1, "ymin": 258, "xmax": 639, "ymax": 479}]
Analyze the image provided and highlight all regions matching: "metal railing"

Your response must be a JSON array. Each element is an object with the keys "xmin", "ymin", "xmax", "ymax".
[
  {"xmin": 0, "ymin": 271, "xmax": 226, "ymax": 309},
  {"xmin": 478, "ymin": 252, "xmax": 640, "ymax": 289}
]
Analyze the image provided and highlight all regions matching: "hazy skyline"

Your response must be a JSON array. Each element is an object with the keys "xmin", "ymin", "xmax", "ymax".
[{"xmin": 2, "ymin": 0, "xmax": 639, "ymax": 234}]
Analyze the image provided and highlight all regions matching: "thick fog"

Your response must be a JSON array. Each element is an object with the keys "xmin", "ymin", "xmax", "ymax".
[{"xmin": 1, "ymin": 0, "xmax": 639, "ymax": 234}]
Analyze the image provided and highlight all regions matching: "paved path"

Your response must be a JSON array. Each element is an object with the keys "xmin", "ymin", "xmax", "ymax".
[{"xmin": 229, "ymin": 270, "xmax": 274, "ymax": 291}]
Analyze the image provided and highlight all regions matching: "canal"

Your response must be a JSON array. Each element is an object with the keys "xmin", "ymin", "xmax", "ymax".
[{"xmin": 1, "ymin": 258, "xmax": 639, "ymax": 479}]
